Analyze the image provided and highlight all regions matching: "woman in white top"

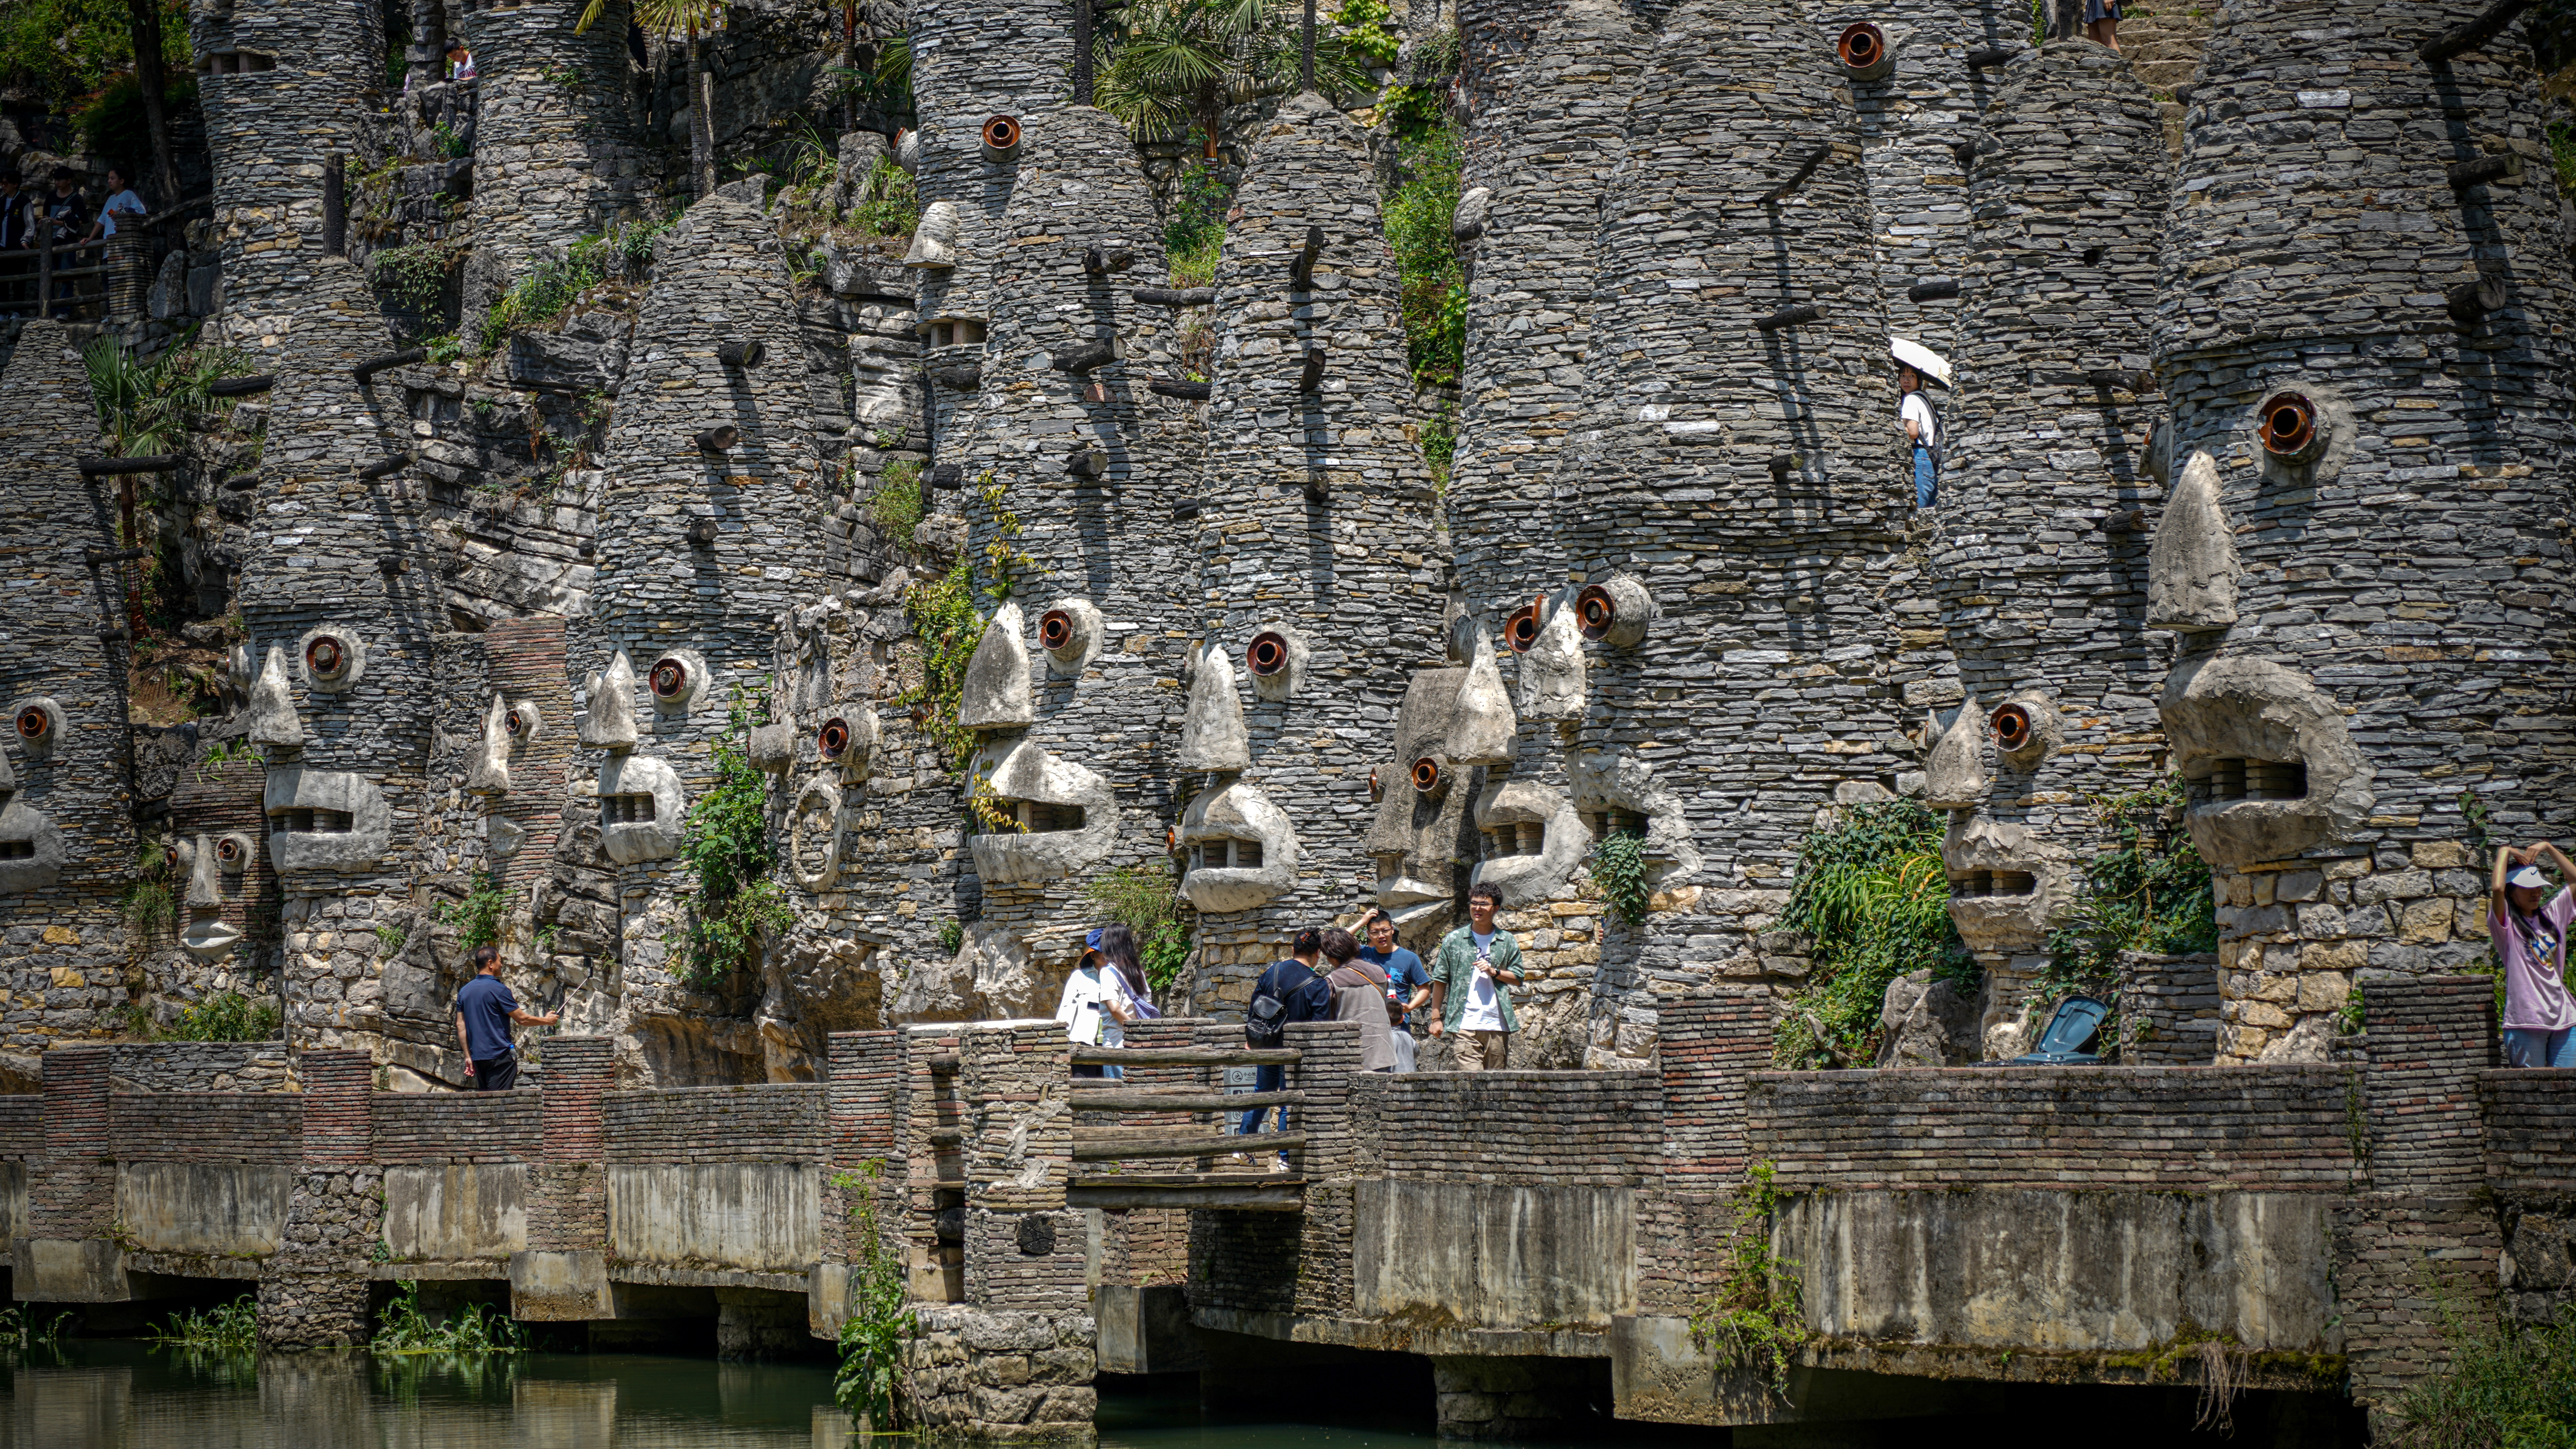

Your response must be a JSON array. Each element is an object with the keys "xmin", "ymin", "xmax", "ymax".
[
  {"xmin": 84, "ymin": 167, "xmax": 145, "ymax": 243},
  {"xmin": 1056, "ymin": 927, "xmax": 1137, "ymax": 1079},
  {"xmin": 1898, "ymin": 364, "xmax": 1939, "ymax": 511}
]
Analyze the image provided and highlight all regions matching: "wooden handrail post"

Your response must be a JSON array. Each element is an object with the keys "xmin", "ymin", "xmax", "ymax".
[{"xmin": 36, "ymin": 223, "xmax": 51, "ymax": 319}]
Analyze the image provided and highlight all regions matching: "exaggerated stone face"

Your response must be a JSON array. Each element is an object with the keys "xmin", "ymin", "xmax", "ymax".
[{"xmin": 1364, "ymin": 671, "xmax": 1482, "ymax": 939}]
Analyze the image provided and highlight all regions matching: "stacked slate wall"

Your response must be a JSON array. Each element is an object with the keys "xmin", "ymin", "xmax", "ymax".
[
  {"xmin": 571, "ymin": 184, "xmax": 832, "ymax": 1084},
  {"xmin": 1932, "ymin": 40, "xmax": 2174, "ymax": 1057},
  {"xmin": 0, "ymin": 323, "xmax": 134, "ymax": 1056},
  {"xmin": 1556, "ymin": 0, "xmax": 1935, "ymax": 1055},
  {"xmin": 2147, "ymin": 0, "xmax": 2576, "ymax": 1062},
  {"xmin": 1186, "ymin": 93, "xmax": 1446, "ymax": 1010}
]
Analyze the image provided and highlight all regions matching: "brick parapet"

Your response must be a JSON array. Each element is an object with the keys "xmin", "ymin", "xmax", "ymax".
[
  {"xmin": 298, "ymin": 1049, "xmax": 374, "ymax": 1164},
  {"xmin": 1657, "ymin": 989, "xmax": 1774, "ymax": 1185},
  {"xmin": 602, "ymin": 1083, "xmax": 830, "ymax": 1164},
  {"xmin": 2361, "ymin": 974, "xmax": 2495, "ymax": 1192},
  {"xmin": 1361, "ymin": 1069, "xmax": 1660, "ymax": 1187},
  {"xmin": 114, "ymin": 1093, "xmax": 305, "ymax": 1164}
]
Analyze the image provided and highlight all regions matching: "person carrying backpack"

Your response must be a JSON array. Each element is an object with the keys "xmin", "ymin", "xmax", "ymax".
[{"xmin": 1235, "ymin": 926, "xmax": 1333, "ymax": 1168}]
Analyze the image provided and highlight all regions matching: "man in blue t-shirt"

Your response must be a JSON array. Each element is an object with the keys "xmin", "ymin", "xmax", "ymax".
[
  {"xmin": 1358, "ymin": 909, "xmax": 1430, "ymax": 1072},
  {"xmin": 454, "ymin": 945, "xmax": 558, "ymax": 1091}
]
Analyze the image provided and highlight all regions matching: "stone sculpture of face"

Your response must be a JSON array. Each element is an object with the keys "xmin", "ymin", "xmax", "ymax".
[
  {"xmin": 176, "ymin": 831, "xmax": 256, "ymax": 960},
  {"xmin": 1178, "ymin": 777, "xmax": 1298, "ymax": 914},
  {"xmin": 1364, "ymin": 670, "xmax": 1483, "ymax": 939}
]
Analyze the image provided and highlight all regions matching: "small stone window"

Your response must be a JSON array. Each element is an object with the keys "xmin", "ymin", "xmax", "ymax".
[
  {"xmin": 1584, "ymin": 809, "xmax": 1649, "ymax": 839},
  {"xmin": 0, "ymin": 841, "xmax": 32, "ymax": 860},
  {"xmin": 1020, "ymin": 802, "xmax": 1085, "ymax": 833},
  {"xmin": 1196, "ymin": 839, "xmax": 1263, "ymax": 870},
  {"xmin": 2188, "ymin": 758, "xmax": 2308, "ymax": 805},
  {"xmin": 270, "ymin": 808, "xmax": 354, "ymax": 834},
  {"xmin": 1950, "ymin": 870, "xmax": 2036, "ymax": 899},
  {"xmin": 603, "ymin": 793, "xmax": 658, "ymax": 824},
  {"xmin": 1481, "ymin": 822, "xmax": 1545, "ymax": 859},
  {"xmin": 196, "ymin": 50, "xmax": 276, "ymax": 75},
  {"xmin": 925, "ymin": 319, "xmax": 987, "ymax": 348}
]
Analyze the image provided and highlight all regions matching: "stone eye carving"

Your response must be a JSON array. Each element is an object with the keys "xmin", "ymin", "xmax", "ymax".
[
  {"xmin": 817, "ymin": 717, "xmax": 852, "ymax": 759},
  {"xmin": 1575, "ymin": 576, "xmax": 1653, "ymax": 649},
  {"xmin": 646, "ymin": 649, "xmax": 708, "ymax": 712},
  {"xmin": 2258, "ymin": 393, "xmax": 2318, "ymax": 461},
  {"xmin": 11, "ymin": 698, "xmax": 62, "ymax": 757},
  {"xmin": 1246, "ymin": 633, "xmax": 1289, "ymax": 677},
  {"xmin": 1837, "ymin": 21, "xmax": 1894, "ymax": 82},
  {"xmin": 214, "ymin": 832, "xmax": 251, "ymax": 870},
  {"xmin": 1504, "ymin": 597, "xmax": 1545, "ymax": 653},
  {"xmin": 1991, "ymin": 703, "xmax": 2031, "ymax": 753},
  {"xmin": 1038, "ymin": 599, "xmax": 1103, "ymax": 676},
  {"xmin": 1990, "ymin": 692, "xmax": 2060, "ymax": 771},
  {"xmin": 298, "ymin": 627, "xmax": 366, "ymax": 693},
  {"xmin": 1410, "ymin": 756, "xmax": 1447, "ymax": 796},
  {"xmin": 981, "ymin": 115, "xmax": 1022, "ymax": 162}
]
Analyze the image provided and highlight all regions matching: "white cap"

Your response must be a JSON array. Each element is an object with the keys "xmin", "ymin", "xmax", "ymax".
[{"xmin": 2509, "ymin": 864, "xmax": 2549, "ymax": 889}]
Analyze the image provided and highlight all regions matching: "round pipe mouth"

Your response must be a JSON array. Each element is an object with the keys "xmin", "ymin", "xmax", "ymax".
[
  {"xmin": 1410, "ymin": 757, "xmax": 1442, "ymax": 794},
  {"xmin": 305, "ymin": 636, "xmax": 347, "ymax": 677},
  {"xmin": 698, "ymin": 425, "xmax": 742, "ymax": 453},
  {"xmin": 215, "ymin": 836, "xmax": 245, "ymax": 866},
  {"xmin": 981, "ymin": 115, "xmax": 1021, "ymax": 155},
  {"xmin": 1575, "ymin": 585, "xmax": 1619, "ymax": 641},
  {"xmin": 1990, "ymin": 702, "xmax": 2032, "ymax": 752},
  {"xmin": 817, "ymin": 717, "xmax": 851, "ymax": 759},
  {"xmin": 1369, "ymin": 769, "xmax": 1384, "ymax": 803},
  {"xmin": 649, "ymin": 660, "xmax": 689, "ymax": 700},
  {"xmin": 2259, "ymin": 392, "xmax": 2317, "ymax": 457},
  {"xmin": 1039, "ymin": 610, "xmax": 1075, "ymax": 652},
  {"xmin": 14, "ymin": 706, "xmax": 47, "ymax": 741},
  {"xmin": 1246, "ymin": 631, "xmax": 1289, "ymax": 678},
  {"xmin": 1838, "ymin": 21, "xmax": 1887, "ymax": 70},
  {"xmin": 504, "ymin": 708, "xmax": 528, "ymax": 737},
  {"xmin": 1504, "ymin": 598, "xmax": 1544, "ymax": 653}
]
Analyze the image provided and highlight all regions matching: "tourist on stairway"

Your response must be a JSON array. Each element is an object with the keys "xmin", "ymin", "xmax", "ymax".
[
  {"xmin": 1427, "ymin": 884, "xmax": 1524, "ymax": 1072},
  {"xmin": 1236, "ymin": 926, "xmax": 1333, "ymax": 1168},
  {"xmin": 2495, "ymin": 841, "xmax": 2576, "ymax": 1068}
]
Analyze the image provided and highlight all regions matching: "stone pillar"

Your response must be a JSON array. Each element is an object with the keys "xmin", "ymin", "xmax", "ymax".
[
  {"xmin": 1286, "ymin": 1019, "xmax": 1360, "ymax": 1319},
  {"xmin": 815, "ymin": 1027, "xmax": 903, "ymax": 1335},
  {"xmin": 1932, "ymin": 41, "xmax": 2175, "ymax": 1060},
  {"xmin": 912, "ymin": 1018, "xmax": 1095, "ymax": 1442},
  {"xmin": 2148, "ymin": 1, "xmax": 2576, "ymax": 1062},
  {"xmin": 259, "ymin": 1048, "xmax": 378, "ymax": 1347},
  {"xmin": 901, "ymin": 1024, "xmax": 967, "ymax": 1301},
  {"xmin": 1187, "ymin": 91, "xmax": 1445, "ymax": 1006},
  {"xmin": 0, "ymin": 321, "xmax": 136, "ymax": 1059},
  {"xmin": 513, "ymin": 1033, "xmax": 615, "ymax": 1319},
  {"xmin": 2336, "ymin": 975, "xmax": 2503, "ymax": 1425},
  {"xmin": 15, "ymin": 1045, "xmax": 125, "ymax": 1302}
]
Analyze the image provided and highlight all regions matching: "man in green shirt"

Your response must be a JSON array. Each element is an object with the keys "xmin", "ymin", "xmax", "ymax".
[{"xmin": 1427, "ymin": 883, "xmax": 1523, "ymax": 1071}]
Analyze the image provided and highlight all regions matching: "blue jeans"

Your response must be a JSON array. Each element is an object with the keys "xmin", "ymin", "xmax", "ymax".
[
  {"xmin": 2506, "ymin": 1028, "xmax": 2576, "ymax": 1068},
  {"xmin": 1913, "ymin": 447, "xmax": 1938, "ymax": 510},
  {"xmin": 1236, "ymin": 1063, "xmax": 1284, "ymax": 1137}
]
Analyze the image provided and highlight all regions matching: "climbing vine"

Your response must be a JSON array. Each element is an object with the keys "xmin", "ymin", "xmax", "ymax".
[
  {"xmin": 1380, "ymin": 121, "xmax": 1467, "ymax": 389},
  {"xmin": 1687, "ymin": 1162, "xmax": 1807, "ymax": 1399},
  {"xmin": 900, "ymin": 558, "xmax": 983, "ymax": 775},
  {"xmin": 976, "ymin": 478, "xmax": 1034, "ymax": 600},
  {"xmin": 2029, "ymin": 774, "xmax": 2216, "ymax": 1043},
  {"xmin": 673, "ymin": 690, "xmax": 794, "ymax": 985},
  {"xmin": 1590, "ymin": 831, "xmax": 1652, "ymax": 927},
  {"xmin": 368, "ymin": 242, "xmax": 453, "ymax": 315},
  {"xmin": 1082, "ymin": 863, "xmax": 1195, "ymax": 993}
]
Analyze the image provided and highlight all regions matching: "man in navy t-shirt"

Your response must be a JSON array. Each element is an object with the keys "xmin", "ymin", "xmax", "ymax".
[{"xmin": 454, "ymin": 945, "xmax": 558, "ymax": 1091}]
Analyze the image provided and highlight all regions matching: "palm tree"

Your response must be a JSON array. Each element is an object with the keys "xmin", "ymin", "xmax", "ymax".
[
  {"xmin": 1092, "ymin": 0, "xmax": 1372, "ymax": 159},
  {"xmin": 578, "ymin": 0, "xmax": 725, "ymax": 200}
]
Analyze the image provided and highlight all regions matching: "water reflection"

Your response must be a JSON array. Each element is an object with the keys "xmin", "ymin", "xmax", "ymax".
[{"xmin": 1, "ymin": 1344, "xmax": 845, "ymax": 1448}]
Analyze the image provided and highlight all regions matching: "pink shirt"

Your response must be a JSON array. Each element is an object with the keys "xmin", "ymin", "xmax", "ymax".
[{"xmin": 2496, "ymin": 887, "xmax": 2576, "ymax": 1031}]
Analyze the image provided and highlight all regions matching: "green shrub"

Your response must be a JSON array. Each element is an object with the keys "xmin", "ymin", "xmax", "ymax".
[
  {"xmin": 2387, "ymin": 1300, "xmax": 2576, "ymax": 1448},
  {"xmin": 437, "ymin": 870, "xmax": 511, "ymax": 953},
  {"xmin": 1331, "ymin": 0, "xmax": 1400, "ymax": 66},
  {"xmin": 1687, "ymin": 1163, "xmax": 1805, "ymax": 1397},
  {"xmin": 74, "ymin": 70, "xmax": 198, "ymax": 163},
  {"xmin": 901, "ymin": 560, "xmax": 985, "ymax": 776},
  {"xmin": 2030, "ymin": 775, "xmax": 2217, "ymax": 1043},
  {"xmin": 1381, "ymin": 124, "xmax": 1467, "ymax": 390},
  {"xmin": 832, "ymin": 1160, "xmax": 919, "ymax": 1427},
  {"xmin": 169, "ymin": 992, "xmax": 282, "ymax": 1043},
  {"xmin": 1081, "ymin": 863, "xmax": 1194, "ymax": 993},
  {"xmin": 674, "ymin": 692, "xmax": 793, "ymax": 986},
  {"xmin": 1163, "ymin": 162, "xmax": 1231, "ymax": 287},
  {"xmin": 372, "ymin": 1283, "xmax": 530, "ymax": 1355},
  {"xmin": 1772, "ymin": 799, "xmax": 1971, "ymax": 1068},
  {"xmin": 370, "ymin": 243, "xmax": 452, "ymax": 315},
  {"xmin": 870, "ymin": 460, "xmax": 924, "ymax": 544},
  {"xmin": 852, "ymin": 154, "xmax": 921, "ymax": 239},
  {"xmin": 149, "ymin": 1295, "xmax": 259, "ymax": 1353},
  {"xmin": 1591, "ymin": 831, "xmax": 1650, "ymax": 926},
  {"xmin": 1418, "ymin": 399, "xmax": 1456, "ymax": 489}
]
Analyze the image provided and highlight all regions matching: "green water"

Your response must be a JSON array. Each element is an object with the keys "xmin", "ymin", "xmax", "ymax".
[{"xmin": 0, "ymin": 1344, "xmax": 1506, "ymax": 1449}]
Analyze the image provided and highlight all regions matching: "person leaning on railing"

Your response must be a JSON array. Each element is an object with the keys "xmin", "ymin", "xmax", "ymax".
[{"xmin": 2495, "ymin": 840, "xmax": 2576, "ymax": 1068}]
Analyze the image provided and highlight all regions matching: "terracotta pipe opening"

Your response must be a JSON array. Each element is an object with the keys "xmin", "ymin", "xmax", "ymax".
[
  {"xmin": 981, "ymin": 115, "xmax": 1021, "ymax": 157},
  {"xmin": 1504, "ymin": 598, "xmax": 1544, "ymax": 653},
  {"xmin": 504, "ymin": 708, "xmax": 528, "ymax": 737},
  {"xmin": 1246, "ymin": 631, "xmax": 1289, "ymax": 678},
  {"xmin": 1410, "ymin": 757, "xmax": 1441, "ymax": 793},
  {"xmin": 14, "ymin": 706, "xmax": 48, "ymax": 741},
  {"xmin": 1990, "ymin": 702, "xmax": 2032, "ymax": 752},
  {"xmin": 2259, "ymin": 393, "xmax": 2316, "ymax": 458},
  {"xmin": 306, "ymin": 636, "xmax": 346, "ymax": 677},
  {"xmin": 1838, "ymin": 22, "xmax": 1883, "ymax": 68},
  {"xmin": 1575, "ymin": 585, "xmax": 1619, "ymax": 641},
  {"xmin": 817, "ymin": 717, "xmax": 851, "ymax": 759},
  {"xmin": 649, "ymin": 660, "xmax": 689, "ymax": 700},
  {"xmin": 1369, "ymin": 769, "xmax": 1383, "ymax": 803},
  {"xmin": 1039, "ymin": 610, "xmax": 1074, "ymax": 652},
  {"xmin": 215, "ymin": 837, "xmax": 244, "ymax": 866}
]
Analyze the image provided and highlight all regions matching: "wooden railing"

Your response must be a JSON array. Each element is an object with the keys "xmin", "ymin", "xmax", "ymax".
[{"xmin": 1064, "ymin": 1044, "xmax": 1309, "ymax": 1210}]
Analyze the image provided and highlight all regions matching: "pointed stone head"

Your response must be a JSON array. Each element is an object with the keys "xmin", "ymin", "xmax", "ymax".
[
  {"xmin": 1178, "ymin": 642, "xmax": 1251, "ymax": 773},
  {"xmin": 957, "ymin": 604, "xmax": 1036, "ymax": 730},
  {"xmin": 245, "ymin": 647, "xmax": 305, "ymax": 750},
  {"xmin": 582, "ymin": 650, "xmax": 640, "ymax": 751},
  {"xmin": 1364, "ymin": 670, "xmax": 1483, "ymax": 934},
  {"xmin": 1921, "ymin": 694, "xmax": 1989, "ymax": 811}
]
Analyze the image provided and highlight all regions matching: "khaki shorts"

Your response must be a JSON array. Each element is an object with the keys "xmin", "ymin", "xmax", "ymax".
[{"xmin": 1453, "ymin": 1030, "xmax": 1510, "ymax": 1072}]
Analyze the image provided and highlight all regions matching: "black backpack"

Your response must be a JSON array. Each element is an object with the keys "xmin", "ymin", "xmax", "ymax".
[{"xmin": 1245, "ymin": 959, "xmax": 1324, "ymax": 1049}]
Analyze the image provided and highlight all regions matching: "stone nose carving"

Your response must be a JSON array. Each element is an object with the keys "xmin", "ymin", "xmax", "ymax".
[
  {"xmin": 245, "ymin": 646, "xmax": 305, "ymax": 749},
  {"xmin": 1920, "ymin": 693, "xmax": 1990, "ymax": 810},
  {"xmin": 2148, "ymin": 450, "xmax": 2238, "ymax": 633},
  {"xmin": 957, "ymin": 603, "xmax": 1036, "ymax": 730},
  {"xmin": 582, "ymin": 650, "xmax": 639, "ymax": 751},
  {"xmin": 467, "ymin": 694, "xmax": 512, "ymax": 795},
  {"xmin": 1178, "ymin": 642, "xmax": 1250, "ymax": 773},
  {"xmin": 1364, "ymin": 669, "xmax": 1483, "ymax": 931},
  {"xmin": 1512, "ymin": 591, "xmax": 1587, "ymax": 720},
  {"xmin": 179, "ymin": 833, "xmax": 246, "ymax": 960},
  {"xmin": 1445, "ymin": 631, "xmax": 1518, "ymax": 768}
]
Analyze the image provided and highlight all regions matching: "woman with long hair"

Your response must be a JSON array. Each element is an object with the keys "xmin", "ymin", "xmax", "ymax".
[{"xmin": 2495, "ymin": 840, "xmax": 2576, "ymax": 1067}]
